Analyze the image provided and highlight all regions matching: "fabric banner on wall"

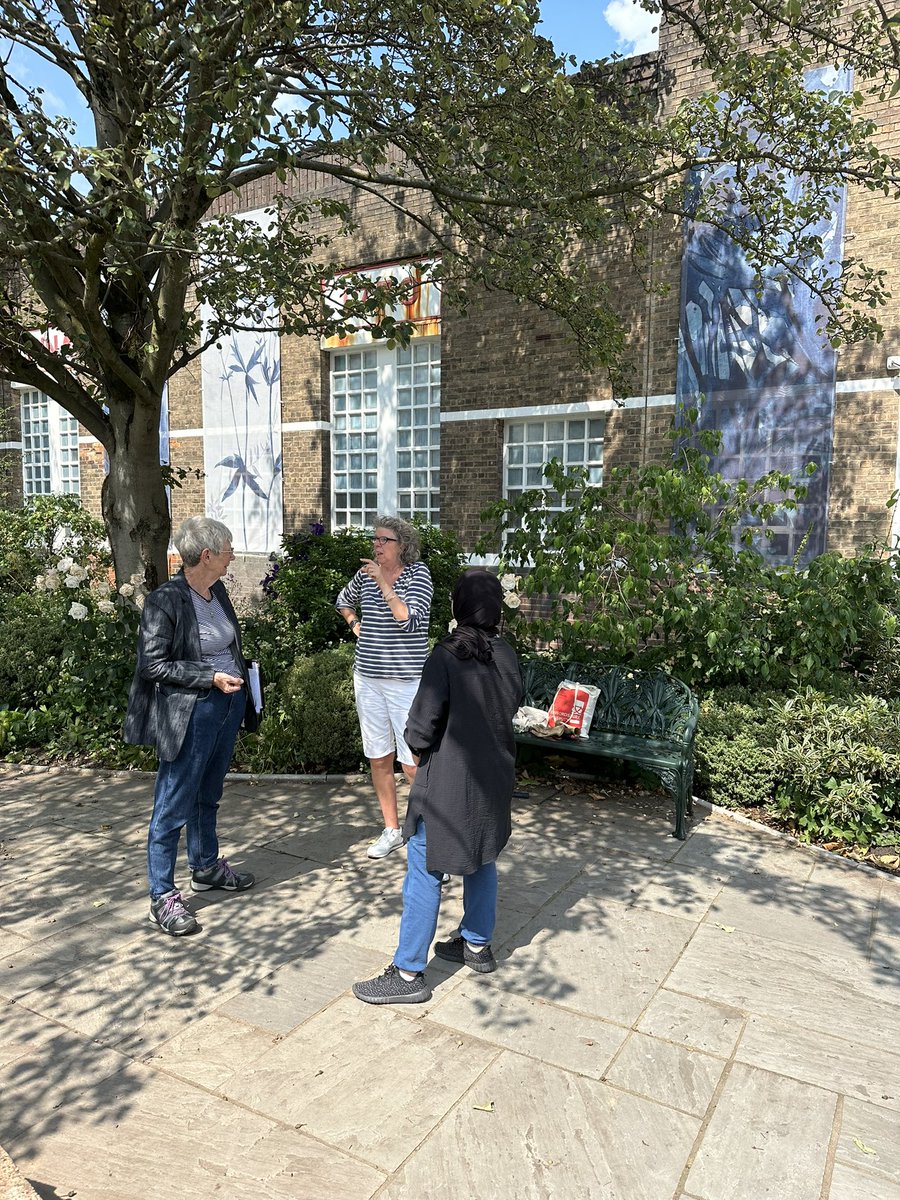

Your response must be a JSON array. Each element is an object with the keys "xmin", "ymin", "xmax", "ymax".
[
  {"xmin": 200, "ymin": 209, "xmax": 283, "ymax": 554},
  {"xmin": 676, "ymin": 67, "xmax": 852, "ymax": 565}
]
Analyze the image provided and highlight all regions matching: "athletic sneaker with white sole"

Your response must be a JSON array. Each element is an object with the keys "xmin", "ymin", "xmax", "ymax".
[
  {"xmin": 190, "ymin": 857, "xmax": 255, "ymax": 892},
  {"xmin": 352, "ymin": 964, "xmax": 432, "ymax": 1005},
  {"xmin": 367, "ymin": 827, "xmax": 404, "ymax": 858},
  {"xmin": 149, "ymin": 890, "xmax": 199, "ymax": 936}
]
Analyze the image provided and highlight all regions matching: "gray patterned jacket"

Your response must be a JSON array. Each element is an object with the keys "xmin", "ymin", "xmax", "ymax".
[{"xmin": 123, "ymin": 571, "xmax": 256, "ymax": 761}]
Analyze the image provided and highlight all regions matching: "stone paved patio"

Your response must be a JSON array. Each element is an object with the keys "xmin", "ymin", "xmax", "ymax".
[{"xmin": 0, "ymin": 763, "xmax": 898, "ymax": 1200}]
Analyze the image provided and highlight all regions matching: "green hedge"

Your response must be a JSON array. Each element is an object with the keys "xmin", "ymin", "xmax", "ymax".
[
  {"xmin": 237, "ymin": 643, "xmax": 364, "ymax": 774},
  {"xmin": 694, "ymin": 686, "xmax": 900, "ymax": 848}
]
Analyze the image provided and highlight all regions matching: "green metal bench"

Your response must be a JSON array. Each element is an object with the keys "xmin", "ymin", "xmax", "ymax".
[{"xmin": 516, "ymin": 660, "xmax": 699, "ymax": 839}]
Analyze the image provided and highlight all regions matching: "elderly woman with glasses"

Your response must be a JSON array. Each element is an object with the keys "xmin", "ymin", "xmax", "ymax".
[
  {"xmin": 124, "ymin": 516, "xmax": 258, "ymax": 936},
  {"xmin": 336, "ymin": 516, "xmax": 434, "ymax": 859}
]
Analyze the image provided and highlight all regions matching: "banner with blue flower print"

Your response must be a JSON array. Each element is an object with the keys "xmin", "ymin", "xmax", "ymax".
[
  {"xmin": 200, "ymin": 209, "xmax": 283, "ymax": 553},
  {"xmin": 676, "ymin": 66, "xmax": 852, "ymax": 566}
]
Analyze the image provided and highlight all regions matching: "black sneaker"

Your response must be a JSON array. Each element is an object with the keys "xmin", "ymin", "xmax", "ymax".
[
  {"xmin": 190, "ymin": 857, "xmax": 255, "ymax": 893},
  {"xmin": 149, "ymin": 890, "xmax": 199, "ymax": 936},
  {"xmin": 352, "ymin": 964, "xmax": 433, "ymax": 1005},
  {"xmin": 434, "ymin": 936, "xmax": 497, "ymax": 974}
]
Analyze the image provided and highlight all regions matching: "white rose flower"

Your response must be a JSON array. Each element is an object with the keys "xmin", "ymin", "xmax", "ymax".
[
  {"xmin": 503, "ymin": 591, "xmax": 522, "ymax": 610},
  {"xmin": 91, "ymin": 579, "xmax": 113, "ymax": 596},
  {"xmin": 70, "ymin": 563, "xmax": 89, "ymax": 580},
  {"xmin": 118, "ymin": 583, "xmax": 135, "ymax": 597},
  {"xmin": 129, "ymin": 571, "xmax": 145, "ymax": 588},
  {"xmin": 64, "ymin": 574, "xmax": 81, "ymax": 589},
  {"xmin": 500, "ymin": 573, "xmax": 518, "ymax": 591},
  {"xmin": 43, "ymin": 570, "xmax": 61, "ymax": 591},
  {"xmin": 96, "ymin": 598, "xmax": 116, "ymax": 616},
  {"xmin": 56, "ymin": 556, "xmax": 74, "ymax": 572},
  {"xmin": 35, "ymin": 575, "xmax": 46, "ymax": 590},
  {"xmin": 68, "ymin": 602, "xmax": 88, "ymax": 621}
]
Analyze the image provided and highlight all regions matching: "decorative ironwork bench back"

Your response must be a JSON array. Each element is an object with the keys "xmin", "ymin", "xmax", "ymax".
[{"xmin": 517, "ymin": 660, "xmax": 699, "ymax": 839}]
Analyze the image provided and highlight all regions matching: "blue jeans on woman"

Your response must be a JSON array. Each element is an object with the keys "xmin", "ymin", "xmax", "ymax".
[
  {"xmin": 147, "ymin": 686, "xmax": 245, "ymax": 898},
  {"xmin": 394, "ymin": 818, "xmax": 498, "ymax": 974}
]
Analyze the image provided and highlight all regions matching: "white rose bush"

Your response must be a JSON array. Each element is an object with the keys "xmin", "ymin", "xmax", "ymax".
[{"xmin": 0, "ymin": 545, "xmax": 149, "ymax": 765}]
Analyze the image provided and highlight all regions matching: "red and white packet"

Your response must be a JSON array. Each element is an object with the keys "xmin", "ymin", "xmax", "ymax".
[{"xmin": 547, "ymin": 680, "xmax": 601, "ymax": 738}]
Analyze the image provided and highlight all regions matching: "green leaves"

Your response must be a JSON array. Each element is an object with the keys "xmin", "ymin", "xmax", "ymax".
[{"xmin": 483, "ymin": 417, "xmax": 900, "ymax": 691}]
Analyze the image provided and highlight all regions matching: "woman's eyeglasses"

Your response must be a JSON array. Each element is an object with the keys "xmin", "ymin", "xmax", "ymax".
[{"xmin": 372, "ymin": 536, "xmax": 398, "ymax": 546}]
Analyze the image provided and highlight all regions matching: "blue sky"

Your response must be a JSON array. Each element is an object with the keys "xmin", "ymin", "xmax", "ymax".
[{"xmin": 537, "ymin": 0, "xmax": 659, "ymax": 62}]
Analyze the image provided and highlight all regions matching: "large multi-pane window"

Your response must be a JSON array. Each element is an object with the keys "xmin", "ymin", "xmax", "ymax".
[
  {"xmin": 395, "ymin": 340, "xmax": 440, "ymax": 523},
  {"xmin": 504, "ymin": 416, "xmax": 604, "ymax": 514},
  {"xmin": 331, "ymin": 339, "xmax": 440, "ymax": 527},
  {"xmin": 20, "ymin": 389, "xmax": 80, "ymax": 497}
]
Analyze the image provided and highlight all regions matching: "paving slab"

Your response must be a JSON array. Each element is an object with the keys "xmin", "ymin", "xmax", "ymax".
[
  {"xmin": 3, "ymin": 1060, "xmax": 386, "ymax": 1200},
  {"xmin": 218, "ymin": 995, "xmax": 500, "ymax": 1171},
  {"xmin": 828, "ymin": 1163, "xmax": 900, "ymax": 1200},
  {"xmin": 0, "ymin": 762, "xmax": 897, "ymax": 1200},
  {"xmin": 603, "ymin": 1029, "xmax": 726, "ymax": 1117},
  {"xmin": 666, "ymin": 923, "xmax": 899, "ymax": 1047},
  {"xmin": 836, "ymin": 1099, "xmax": 900, "ymax": 1183},
  {"xmin": 379, "ymin": 1051, "xmax": 700, "ymax": 1200},
  {"xmin": 683, "ymin": 1062, "xmax": 837, "ymax": 1200},
  {"xmin": 635, "ymin": 988, "xmax": 745, "ymax": 1056},
  {"xmin": 427, "ymin": 978, "xmax": 629, "ymax": 1078}
]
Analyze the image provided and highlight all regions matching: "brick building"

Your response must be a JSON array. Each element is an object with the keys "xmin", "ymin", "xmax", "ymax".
[{"xmin": 4, "ymin": 25, "xmax": 900, "ymax": 585}]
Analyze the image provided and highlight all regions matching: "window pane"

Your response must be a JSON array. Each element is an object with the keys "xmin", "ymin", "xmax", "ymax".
[
  {"xmin": 503, "ymin": 415, "xmax": 605, "ymax": 539},
  {"xmin": 331, "ymin": 337, "xmax": 440, "ymax": 526}
]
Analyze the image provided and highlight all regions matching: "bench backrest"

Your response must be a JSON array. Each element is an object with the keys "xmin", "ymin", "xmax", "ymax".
[{"xmin": 520, "ymin": 659, "xmax": 698, "ymax": 745}]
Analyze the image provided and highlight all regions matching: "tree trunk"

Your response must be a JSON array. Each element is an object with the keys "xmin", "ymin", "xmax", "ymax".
[{"xmin": 101, "ymin": 394, "xmax": 171, "ymax": 589}]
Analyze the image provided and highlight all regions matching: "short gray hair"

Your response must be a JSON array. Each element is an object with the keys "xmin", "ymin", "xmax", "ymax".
[
  {"xmin": 174, "ymin": 516, "xmax": 233, "ymax": 567},
  {"xmin": 375, "ymin": 515, "xmax": 420, "ymax": 565}
]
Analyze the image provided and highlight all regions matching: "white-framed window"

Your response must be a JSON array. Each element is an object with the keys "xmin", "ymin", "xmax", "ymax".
[
  {"xmin": 20, "ymin": 389, "xmax": 80, "ymax": 497},
  {"xmin": 504, "ymin": 416, "xmax": 604, "ymax": 516},
  {"xmin": 331, "ymin": 339, "xmax": 440, "ymax": 527}
]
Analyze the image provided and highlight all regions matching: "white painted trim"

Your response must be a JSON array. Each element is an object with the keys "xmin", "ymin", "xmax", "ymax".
[
  {"xmin": 78, "ymin": 420, "xmax": 334, "ymax": 446},
  {"xmin": 835, "ymin": 377, "xmax": 900, "ymax": 394},
  {"xmin": 440, "ymin": 394, "xmax": 675, "ymax": 423},
  {"xmin": 69, "ymin": 378, "xmax": 900, "ymax": 448}
]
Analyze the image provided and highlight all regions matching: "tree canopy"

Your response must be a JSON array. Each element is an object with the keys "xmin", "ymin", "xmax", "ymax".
[{"xmin": 1, "ymin": 0, "xmax": 898, "ymax": 582}]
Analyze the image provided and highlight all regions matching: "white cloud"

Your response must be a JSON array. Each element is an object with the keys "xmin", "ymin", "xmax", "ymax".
[{"xmin": 603, "ymin": 0, "xmax": 659, "ymax": 56}]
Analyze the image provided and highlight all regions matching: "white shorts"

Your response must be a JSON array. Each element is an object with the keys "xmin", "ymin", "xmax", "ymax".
[{"xmin": 353, "ymin": 673, "xmax": 420, "ymax": 765}]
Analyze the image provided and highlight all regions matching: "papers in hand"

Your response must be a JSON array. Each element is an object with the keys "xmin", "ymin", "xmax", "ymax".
[{"xmin": 247, "ymin": 660, "xmax": 264, "ymax": 714}]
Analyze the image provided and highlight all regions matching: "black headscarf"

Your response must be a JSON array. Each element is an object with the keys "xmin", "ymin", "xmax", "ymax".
[{"xmin": 441, "ymin": 569, "xmax": 503, "ymax": 662}]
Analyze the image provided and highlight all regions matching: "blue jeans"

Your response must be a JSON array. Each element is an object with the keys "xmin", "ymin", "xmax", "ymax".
[
  {"xmin": 394, "ymin": 818, "xmax": 499, "ymax": 974},
  {"xmin": 147, "ymin": 687, "xmax": 244, "ymax": 898}
]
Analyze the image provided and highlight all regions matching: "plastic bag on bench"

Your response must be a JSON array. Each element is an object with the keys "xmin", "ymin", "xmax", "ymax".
[
  {"xmin": 547, "ymin": 680, "xmax": 601, "ymax": 738},
  {"xmin": 513, "ymin": 705, "xmax": 551, "ymax": 733}
]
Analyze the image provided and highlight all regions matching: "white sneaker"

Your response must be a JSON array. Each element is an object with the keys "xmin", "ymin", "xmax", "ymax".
[{"xmin": 367, "ymin": 827, "xmax": 404, "ymax": 859}]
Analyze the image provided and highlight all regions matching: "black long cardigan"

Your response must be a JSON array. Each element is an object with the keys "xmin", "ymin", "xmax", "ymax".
[{"xmin": 402, "ymin": 637, "xmax": 523, "ymax": 875}]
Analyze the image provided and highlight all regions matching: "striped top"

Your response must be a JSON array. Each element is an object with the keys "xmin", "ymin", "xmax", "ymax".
[
  {"xmin": 188, "ymin": 588, "xmax": 241, "ymax": 677},
  {"xmin": 336, "ymin": 561, "xmax": 433, "ymax": 679}
]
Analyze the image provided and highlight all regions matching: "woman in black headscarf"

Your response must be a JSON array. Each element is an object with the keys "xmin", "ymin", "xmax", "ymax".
[{"xmin": 353, "ymin": 569, "xmax": 523, "ymax": 1005}]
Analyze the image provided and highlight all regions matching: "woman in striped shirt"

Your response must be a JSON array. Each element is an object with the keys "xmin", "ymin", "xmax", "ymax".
[{"xmin": 336, "ymin": 517, "xmax": 433, "ymax": 860}]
